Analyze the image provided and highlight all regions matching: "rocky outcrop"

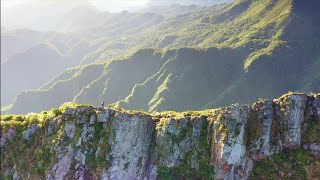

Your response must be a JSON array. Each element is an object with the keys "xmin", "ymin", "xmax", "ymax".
[
  {"xmin": 103, "ymin": 113, "xmax": 155, "ymax": 179},
  {"xmin": 210, "ymin": 93, "xmax": 318, "ymax": 179},
  {"xmin": 0, "ymin": 128, "xmax": 16, "ymax": 147},
  {"xmin": 22, "ymin": 123, "xmax": 38, "ymax": 141},
  {"xmin": 1, "ymin": 92, "xmax": 319, "ymax": 179},
  {"xmin": 47, "ymin": 145, "xmax": 74, "ymax": 180},
  {"xmin": 211, "ymin": 104, "xmax": 249, "ymax": 179}
]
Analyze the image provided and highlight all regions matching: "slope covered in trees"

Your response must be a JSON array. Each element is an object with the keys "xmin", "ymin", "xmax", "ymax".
[
  {"xmin": 2, "ymin": 0, "xmax": 320, "ymax": 114},
  {"xmin": 0, "ymin": 31, "xmax": 91, "ymax": 106}
]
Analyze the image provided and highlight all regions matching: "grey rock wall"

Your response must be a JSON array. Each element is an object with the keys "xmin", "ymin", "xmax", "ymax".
[{"xmin": 1, "ymin": 93, "xmax": 319, "ymax": 180}]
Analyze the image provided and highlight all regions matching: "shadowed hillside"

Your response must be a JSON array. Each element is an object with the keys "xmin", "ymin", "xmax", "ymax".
[
  {"xmin": 1, "ymin": 29, "xmax": 42, "ymax": 62},
  {"xmin": 2, "ymin": 0, "xmax": 320, "ymax": 114}
]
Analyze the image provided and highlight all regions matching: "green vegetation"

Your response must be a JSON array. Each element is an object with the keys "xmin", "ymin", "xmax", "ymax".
[
  {"xmin": 1, "ymin": 1, "xmax": 320, "ymax": 178},
  {"xmin": 3, "ymin": 63, "xmax": 104, "ymax": 114},
  {"xmin": 157, "ymin": 119, "xmax": 214, "ymax": 179},
  {"xmin": 0, "ymin": 102, "xmax": 102, "ymax": 179},
  {"xmin": 246, "ymin": 106, "xmax": 263, "ymax": 146},
  {"xmin": 1, "ymin": 92, "xmax": 320, "ymax": 179},
  {"xmin": 172, "ymin": 125, "xmax": 192, "ymax": 144},
  {"xmin": 303, "ymin": 119, "xmax": 320, "ymax": 144},
  {"xmin": 251, "ymin": 149, "xmax": 317, "ymax": 179},
  {"xmin": 2, "ymin": 0, "xmax": 319, "ymax": 115},
  {"xmin": 1, "ymin": 116, "xmax": 59, "ymax": 179},
  {"xmin": 87, "ymin": 121, "xmax": 113, "ymax": 169},
  {"xmin": 302, "ymin": 105, "xmax": 320, "ymax": 144}
]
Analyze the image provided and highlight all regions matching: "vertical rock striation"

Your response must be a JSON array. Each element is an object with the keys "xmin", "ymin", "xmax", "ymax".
[
  {"xmin": 211, "ymin": 104, "xmax": 249, "ymax": 179},
  {"xmin": 104, "ymin": 113, "xmax": 155, "ymax": 179},
  {"xmin": 1, "ymin": 92, "xmax": 319, "ymax": 179}
]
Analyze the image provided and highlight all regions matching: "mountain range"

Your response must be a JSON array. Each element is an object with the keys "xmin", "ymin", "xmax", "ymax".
[{"xmin": 1, "ymin": 0, "xmax": 320, "ymax": 114}]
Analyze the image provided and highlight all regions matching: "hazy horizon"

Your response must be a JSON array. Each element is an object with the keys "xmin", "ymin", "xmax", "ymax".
[
  {"xmin": 1, "ymin": 0, "xmax": 149, "ymax": 30},
  {"xmin": 1, "ymin": 0, "xmax": 227, "ymax": 31},
  {"xmin": 1, "ymin": 0, "xmax": 320, "ymax": 179},
  {"xmin": 1, "ymin": 0, "xmax": 149, "ymax": 11}
]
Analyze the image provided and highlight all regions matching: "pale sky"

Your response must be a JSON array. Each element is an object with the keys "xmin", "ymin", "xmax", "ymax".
[
  {"xmin": 1, "ymin": 0, "xmax": 217, "ymax": 11},
  {"xmin": 1, "ymin": 0, "xmax": 150, "ymax": 11},
  {"xmin": 1, "ymin": 0, "xmax": 219, "ymax": 29}
]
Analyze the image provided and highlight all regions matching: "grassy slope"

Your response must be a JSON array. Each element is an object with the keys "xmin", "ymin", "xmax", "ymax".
[
  {"xmin": 120, "ymin": 0, "xmax": 320, "ymax": 112},
  {"xmin": 3, "ymin": 0, "xmax": 320, "ymax": 114},
  {"xmin": 118, "ymin": 47, "xmax": 247, "ymax": 112},
  {"xmin": 82, "ymin": 0, "xmax": 291, "ymax": 67},
  {"xmin": 1, "ymin": 44, "xmax": 66, "ymax": 106},
  {"xmin": 0, "ymin": 30, "xmax": 91, "ymax": 106},
  {"xmin": 7, "ymin": 64, "xmax": 105, "ymax": 114}
]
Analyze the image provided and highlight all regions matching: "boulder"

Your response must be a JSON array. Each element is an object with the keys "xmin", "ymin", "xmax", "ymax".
[
  {"xmin": 64, "ymin": 123, "xmax": 75, "ymax": 139},
  {"xmin": 23, "ymin": 123, "xmax": 38, "ymax": 141}
]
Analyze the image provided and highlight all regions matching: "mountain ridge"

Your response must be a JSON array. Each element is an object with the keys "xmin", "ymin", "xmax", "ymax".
[
  {"xmin": 1, "ymin": 92, "xmax": 319, "ymax": 179},
  {"xmin": 2, "ymin": 0, "xmax": 320, "ymax": 116}
]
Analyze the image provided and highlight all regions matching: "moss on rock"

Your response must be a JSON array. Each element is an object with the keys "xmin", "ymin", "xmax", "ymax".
[{"xmin": 251, "ymin": 149, "xmax": 317, "ymax": 179}]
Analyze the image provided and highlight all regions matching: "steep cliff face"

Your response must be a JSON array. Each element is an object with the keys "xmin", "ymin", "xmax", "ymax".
[{"xmin": 1, "ymin": 92, "xmax": 320, "ymax": 179}]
